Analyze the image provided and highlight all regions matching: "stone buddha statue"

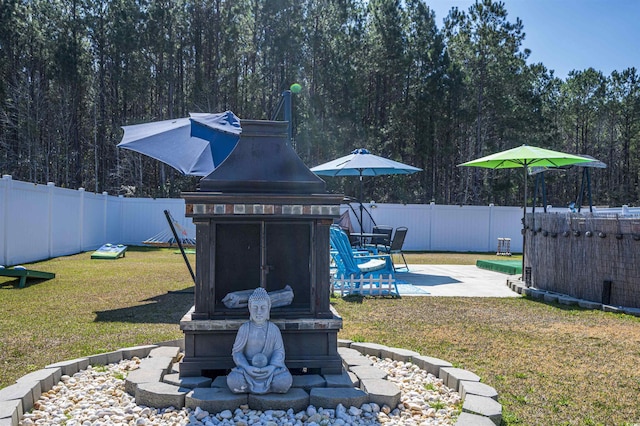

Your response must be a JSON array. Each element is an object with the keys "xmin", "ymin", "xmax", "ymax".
[{"xmin": 227, "ymin": 287, "xmax": 293, "ymax": 394}]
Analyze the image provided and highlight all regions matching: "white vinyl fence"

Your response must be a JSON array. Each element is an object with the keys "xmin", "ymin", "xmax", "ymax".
[
  {"xmin": 1, "ymin": 176, "xmax": 192, "ymax": 266},
  {"xmin": 1, "ymin": 175, "xmax": 531, "ymax": 266},
  {"xmin": 349, "ymin": 202, "xmax": 523, "ymax": 252}
]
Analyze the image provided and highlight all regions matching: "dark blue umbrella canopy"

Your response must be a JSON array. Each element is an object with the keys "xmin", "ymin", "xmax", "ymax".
[{"xmin": 118, "ymin": 111, "xmax": 242, "ymax": 176}]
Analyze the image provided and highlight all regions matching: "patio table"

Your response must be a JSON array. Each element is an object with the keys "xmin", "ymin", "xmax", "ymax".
[{"xmin": 350, "ymin": 232, "xmax": 388, "ymax": 248}]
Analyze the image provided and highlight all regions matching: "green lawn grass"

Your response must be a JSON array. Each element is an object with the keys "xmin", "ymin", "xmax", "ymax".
[
  {"xmin": 0, "ymin": 247, "xmax": 193, "ymax": 388},
  {"xmin": 1, "ymin": 249, "xmax": 639, "ymax": 425},
  {"xmin": 403, "ymin": 251, "xmax": 522, "ymax": 265}
]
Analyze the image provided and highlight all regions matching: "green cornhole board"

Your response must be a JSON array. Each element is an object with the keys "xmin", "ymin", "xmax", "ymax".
[
  {"xmin": 174, "ymin": 249, "xmax": 196, "ymax": 254},
  {"xmin": 0, "ymin": 267, "xmax": 56, "ymax": 288},
  {"xmin": 91, "ymin": 243, "xmax": 128, "ymax": 260},
  {"xmin": 476, "ymin": 259, "xmax": 522, "ymax": 275}
]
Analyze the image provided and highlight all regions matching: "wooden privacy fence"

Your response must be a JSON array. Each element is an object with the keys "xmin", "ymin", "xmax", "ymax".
[{"xmin": 525, "ymin": 212, "xmax": 640, "ymax": 308}]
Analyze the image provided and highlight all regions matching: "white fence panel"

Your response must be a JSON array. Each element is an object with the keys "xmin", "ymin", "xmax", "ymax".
[
  {"xmin": 119, "ymin": 198, "xmax": 168, "ymax": 246},
  {"xmin": 0, "ymin": 176, "xmax": 8, "ymax": 265},
  {"xmin": 433, "ymin": 205, "xmax": 491, "ymax": 252},
  {"xmin": 0, "ymin": 179, "xmax": 197, "ymax": 266},
  {"xmin": 489, "ymin": 206, "xmax": 523, "ymax": 253},
  {"xmin": 366, "ymin": 203, "xmax": 432, "ymax": 251},
  {"xmin": 363, "ymin": 203, "xmax": 523, "ymax": 252},
  {"xmin": 82, "ymin": 191, "xmax": 109, "ymax": 251},
  {"xmin": 3, "ymin": 179, "xmax": 51, "ymax": 265},
  {"xmin": 117, "ymin": 197, "xmax": 192, "ymax": 246},
  {"xmin": 106, "ymin": 196, "xmax": 123, "ymax": 244},
  {"xmin": 50, "ymin": 185, "xmax": 83, "ymax": 257}
]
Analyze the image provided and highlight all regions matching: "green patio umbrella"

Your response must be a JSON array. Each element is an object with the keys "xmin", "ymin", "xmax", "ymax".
[{"xmin": 458, "ymin": 144, "xmax": 595, "ymax": 282}]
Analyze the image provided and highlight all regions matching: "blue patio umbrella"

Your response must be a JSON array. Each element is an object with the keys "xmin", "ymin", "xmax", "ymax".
[
  {"xmin": 118, "ymin": 111, "xmax": 242, "ymax": 176},
  {"xmin": 310, "ymin": 148, "xmax": 422, "ymax": 229}
]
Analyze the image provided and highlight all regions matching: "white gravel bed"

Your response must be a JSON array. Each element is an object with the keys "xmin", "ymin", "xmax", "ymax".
[{"xmin": 19, "ymin": 356, "xmax": 460, "ymax": 426}]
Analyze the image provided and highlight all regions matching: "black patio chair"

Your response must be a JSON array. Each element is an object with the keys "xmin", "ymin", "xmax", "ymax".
[
  {"xmin": 365, "ymin": 225, "xmax": 393, "ymax": 253},
  {"xmin": 386, "ymin": 226, "xmax": 409, "ymax": 272},
  {"xmin": 343, "ymin": 227, "xmax": 361, "ymax": 247}
]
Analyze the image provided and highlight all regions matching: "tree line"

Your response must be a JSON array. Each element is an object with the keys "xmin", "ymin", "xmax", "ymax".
[{"xmin": 1, "ymin": 0, "xmax": 639, "ymax": 207}]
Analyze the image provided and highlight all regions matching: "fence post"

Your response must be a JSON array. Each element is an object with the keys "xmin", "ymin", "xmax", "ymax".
[
  {"xmin": 1, "ymin": 175, "xmax": 11, "ymax": 266},
  {"xmin": 78, "ymin": 187, "xmax": 85, "ymax": 252},
  {"xmin": 102, "ymin": 191, "xmax": 109, "ymax": 244},
  {"xmin": 47, "ymin": 182, "xmax": 56, "ymax": 259},
  {"xmin": 428, "ymin": 201, "xmax": 435, "ymax": 251},
  {"xmin": 488, "ymin": 203, "xmax": 494, "ymax": 252},
  {"xmin": 118, "ymin": 195, "xmax": 124, "ymax": 245}
]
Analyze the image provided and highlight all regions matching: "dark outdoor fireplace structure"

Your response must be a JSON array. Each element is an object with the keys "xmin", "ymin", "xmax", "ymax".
[{"xmin": 180, "ymin": 120, "xmax": 344, "ymax": 377}]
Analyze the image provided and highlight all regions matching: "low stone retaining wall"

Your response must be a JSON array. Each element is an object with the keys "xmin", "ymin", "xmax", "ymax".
[
  {"xmin": 507, "ymin": 278, "xmax": 640, "ymax": 317},
  {"xmin": 0, "ymin": 339, "xmax": 501, "ymax": 426}
]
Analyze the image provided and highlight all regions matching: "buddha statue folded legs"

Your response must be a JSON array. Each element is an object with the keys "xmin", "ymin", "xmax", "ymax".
[{"xmin": 227, "ymin": 287, "xmax": 293, "ymax": 394}]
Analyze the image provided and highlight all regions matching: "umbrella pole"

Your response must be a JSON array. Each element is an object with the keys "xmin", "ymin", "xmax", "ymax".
[
  {"xmin": 359, "ymin": 173, "xmax": 364, "ymax": 232},
  {"xmin": 522, "ymin": 167, "xmax": 527, "ymax": 285},
  {"xmin": 164, "ymin": 209, "xmax": 196, "ymax": 284}
]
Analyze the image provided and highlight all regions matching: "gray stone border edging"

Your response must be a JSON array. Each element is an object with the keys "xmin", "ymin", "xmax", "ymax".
[
  {"xmin": 340, "ymin": 340, "xmax": 501, "ymax": 425},
  {"xmin": 0, "ymin": 342, "xmax": 176, "ymax": 426},
  {"xmin": 0, "ymin": 338, "xmax": 499, "ymax": 426},
  {"xmin": 507, "ymin": 278, "xmax": 640, "ymax": 316}
]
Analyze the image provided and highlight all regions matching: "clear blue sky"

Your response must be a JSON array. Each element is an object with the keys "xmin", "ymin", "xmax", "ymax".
[{"xmin": 426, "ymin": 0, "xmax": 639, "ymax": 80}]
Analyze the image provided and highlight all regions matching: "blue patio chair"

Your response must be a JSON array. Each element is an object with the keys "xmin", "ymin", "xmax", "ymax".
[{"xmin": 329, "ymin": 226, "xmax": 398, "ymax": 296}]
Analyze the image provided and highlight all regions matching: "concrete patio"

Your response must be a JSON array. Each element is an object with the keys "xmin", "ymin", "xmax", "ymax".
[{"xmin": 396, "ymin": 265, "xmax": 520, "ymax": 297}]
